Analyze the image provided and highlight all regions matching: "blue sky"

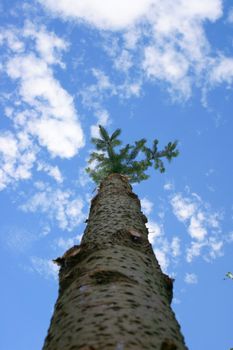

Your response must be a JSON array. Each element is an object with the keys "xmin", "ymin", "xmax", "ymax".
[{"xmin": 0, "ymin": 1, "xmax": 233, "ymax": 349}]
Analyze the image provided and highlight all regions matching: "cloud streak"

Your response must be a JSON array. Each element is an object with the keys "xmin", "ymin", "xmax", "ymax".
[
  {"xmin": 184, "ymin": 272, "xmax": 198, "ymax": 284},
  {"xmin": 170, "ymin": 190, "xmax": 224, "ymax": 262},
  {"xmin": 38, "ymin": 0, "xmax": 233, "ymax": 101},
  {"xmin": 0, "ymin": 21, "xmax": 84, "ymax": 190},
  {"xmin": 20, "ymin": 185, "xmax": 86, "ymax": 231},
  {"xmin": 38, "ymin": 0, "xmax": 153, "ymax": 30}
]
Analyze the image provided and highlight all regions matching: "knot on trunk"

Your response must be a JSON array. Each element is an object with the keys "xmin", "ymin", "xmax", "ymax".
[
  {"xmin": 161, "ymin": 339, "xmax": 177, "ymax": 350},
  {"xmin": 53, "ymin": 244, "xmax": 83, "ymax": 267},
  {"xmin": 90, "ymin": 269, "xmax": 138, "ymax": 285},
  {"xmin": 113, "ymin": 228, "xmax": 152, "ymax": 254}
]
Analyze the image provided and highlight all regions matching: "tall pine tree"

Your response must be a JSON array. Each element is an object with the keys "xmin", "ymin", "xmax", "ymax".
[{"xmin": 43, "ymin": 126, "xmax": 187, "ymax": 350}]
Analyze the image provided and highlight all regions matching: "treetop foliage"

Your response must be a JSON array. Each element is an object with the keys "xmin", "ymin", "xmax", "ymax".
[
  {"xmin": 225, "ymin": 272, "xmax": 233, "ymax": 280},
  {"xmin": 86, "ymin": 125, "xmax": 179, "ymax": 184}
]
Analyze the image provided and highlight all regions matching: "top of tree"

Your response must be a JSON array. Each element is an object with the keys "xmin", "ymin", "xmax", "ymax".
[
  {"xmin": 86, "ymin": 125, "xmax": 179, "ymax": 184},
  {"xmin": 225, "ymin": 272, "xmax": 233, "ymax": 280}
]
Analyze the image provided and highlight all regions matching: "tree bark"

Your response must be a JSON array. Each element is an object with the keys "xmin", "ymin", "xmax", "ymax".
[{"xmin": 43, "ymin": 174, "xmax": 188, "ymax": 350}]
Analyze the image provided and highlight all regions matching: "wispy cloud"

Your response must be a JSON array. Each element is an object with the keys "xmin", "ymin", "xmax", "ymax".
[
  {"xmin": 54, "ymin": 234, "xmax": 82, "ymax": 251},
  {"xmin": 30, "ymin": 256, "xmax": 58, "ymax": 280},
  {"xmin": 164, "ymin": 182, "xmax": 174, "ymax": 191},
  {"xmin": 171, "ymin": 194, "xmax": 197, "ymax": 224},
  {"xmin": 171, "ymin": 236, "xmax": 181, "ymax": 258},
  {"xmin": 184, "ymin": 272, "xmax": 198, "ymax": 284},
  {"xmin": 20, "ymin": 185, "xmax": 86, "ymax": 231},
  {"xmin": 80, "ymin": 67, "xmax": 142, "ymax": 136},
  {"xmin": 41, "ymin": 0, "xmax": 233, "ymax": 101},
  {"xmin": 147, "ymin": 219, "xmax": 181, "ymax": 272},
  {"xmin": 144, "ymin": 182, "xmax": 229, "ymax": 273},
  {"xmin": 141, "ymin": 197, "xmax": 154, "ymax": 216},
  {"xmin": 38, "ymin": 0, "xmax": 154, "ymax": 30},
  {"xmin": 227, "ymin": 7, "xmax": 233, "ymax": 23},
  {"xmin": 0, "ymin": 225, "xmax": 37, "ymax": 253},
  {"xmin": 0, "ymin": 131, "xmax": 36, "ymax": 190},
  {"xmin": 147, "ymin": 219, "xmax": 163, "ymax": 243},
  {"xmin": 37, "ymin": 162, "xmax": 64, "ymax": 183},
  {"xmin": 6, "ymin": 52, "xmax": 84, "ymax": 158},
  {"xmin": 169, "ymin": 190, "xmax": 224, "ymax": 262},
  {"xmin": 0, "ymin": 21, "xmax": 84, "ymax": 190},
  {"xmin": 208, "ymin": 56, "xmax": 233, "ymax": 85}
]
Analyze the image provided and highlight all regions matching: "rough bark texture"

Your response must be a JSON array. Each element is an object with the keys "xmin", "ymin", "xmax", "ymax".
[{"xmin": 43, "ymin": 174, "xmax": 188, "ymax": 350}]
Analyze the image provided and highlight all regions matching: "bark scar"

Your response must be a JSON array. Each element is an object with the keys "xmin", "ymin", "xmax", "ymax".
[
  {"xmin": 161, "ymin": 339, "xmax": 177, "ymax": 350},
  {"xmin": 90, "ymin": 269, "xmax": 138, "ymax": 285},
  {"xmin": 53, "ymin": 244, "xmax": 81, "ymax": 266}
]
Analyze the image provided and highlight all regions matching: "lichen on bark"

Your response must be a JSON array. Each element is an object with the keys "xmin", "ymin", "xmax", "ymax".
[{"xmin": 43, "ymin": 174, "xmax": 188, "ymax": 350}]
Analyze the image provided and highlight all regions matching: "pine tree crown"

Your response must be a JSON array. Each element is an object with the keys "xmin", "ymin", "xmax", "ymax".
[{"xmin": 86, "ymin": 125, "xmax": 179, "ymax": 184}]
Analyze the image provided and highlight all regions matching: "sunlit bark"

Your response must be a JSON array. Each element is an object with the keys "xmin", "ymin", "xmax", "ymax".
[{"xmin": 43, "ymin": 174, "xmax": 188, "ymax": 350}]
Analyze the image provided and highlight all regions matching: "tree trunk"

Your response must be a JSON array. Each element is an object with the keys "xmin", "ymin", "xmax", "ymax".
[{"xmin": 43, "ymin": 174, "xmax": 188, "ymax": 350}]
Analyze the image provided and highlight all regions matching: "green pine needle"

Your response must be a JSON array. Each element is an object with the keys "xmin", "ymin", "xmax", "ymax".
[
  {"xmin": 86, "ymin": 125, "xmax": 179, "ymax": 184},
  {"xmin": 225, "ymin": 272, "xmax": 233, "ymax": 280}
]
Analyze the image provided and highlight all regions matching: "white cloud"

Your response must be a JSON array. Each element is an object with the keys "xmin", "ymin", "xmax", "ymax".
[
  {"xmin": 171, "ymin": 194, "xmax": 196, "ymax": 222},
  {"xmin": 20, "ymin": 187, "xmax": 85, "ymax": 231},
  {"xmin": 23, "ymin": 21, "xmax": 67, "ymax": 65},
  {"xmin": 37, "ymin": 0, "xmax": 233, "ymax": 100},
  {"xmin": 184, "ymin": 273, "xmax": 198, "ymax": 284},
  {"xmin": 143, "ymin": 45, "xmax": 191, "ymax": 98},
  {"xmin": 1, "ymin": 22, "xmax": 84, "ymax": 166},
  {"xmin": 147, "ymin": 219, "xmax": 181, "ymax": 272},
  {"xmin": 79, "ymin": 69, "xmax": 112, "ymax": 137},
  {"xmin": 78, "ymin": 167, "xmax": 92, "ymax": 187},
  {"xmin": 30, "ymin": 256, "xmax": 58, "ymax": 280},
  {"xmin": 227, "ymin": 7, "xmax": 233, "ymax": 23},
  {"xmin": 154, "ymin": 248, "xmax": 169, "ymax": 272},
  {"xmin": 170, "ymin": 190, "xmax": 223, "ymax": 262},
  {"xmin": 123, "ymin": 28, "xmax": 141, "ymax": 49},
  {"xmin": 0, "ymin": 131, "xmax": 36, "ymax": 190},
  {"xmin": 92, "ymin": 68, "xmax": 112, "ymax": 90},
  {"xmin": 38, "ymin": 0, "xmax": 153, "ymax": 30},
  {"xmin": 90, "ymin": 109, "xmax": 110, "ymax": 138},
  {"xmin": 186, "ymin": 241, "xmax": 204, "ymax": 263},
  {"xmin": 55, "ymin": 234, "xmax": 82, "ymax": 251},
  {"xmin": 100, "ymin": 0, "xmax": 223, "ymax": 99},
  {"xmin": 38, "ymin": 0, "xmax": 222, "ymax": 31},
  {"xmin": 147, "ymin": 220, "xmax": 162, "ymax": 244},
  {"xmin": 186, "ymin": 235, "xmax": 224, "ymax": 263},
  {"xmin": 226, "ymin": 232, "xmax": 233, "ymax": 243},
  {"xmin": 146, "ymin": 220, "xmax": 168, "ymax": 271},
  {"xmin": 141, "ymin": 197, "xmax": 154, "ymax": 216},
  {"xmin": 164, "ymin": 182, "xmax": 174, "ymax": 191},
  {"xmin": 0, "ymin": 132, "xmax": 17, "ymax": 159},
  {"xmin": 145, "ymin": 186, "xmax": 225, "ymax": 271},
  {"xmin": 0, "ymin": 29, "xmax": 25, "ymax": 52},
  {"xmin": 7, "ymin": 53, "xmax": 84, "ymax": 158},
  {"xmin": 0, "ymin": 22, "xmax": 85, "ymax": 190},
  {"xmin": 37, "ymin": 162, "xmax": 63, "ymax": 183},
  {"xmin": 171, "ymin": 192, "xmax": 221, "ymax": 241},
  {"xmin": 155, "ymin": 236, "xmax": 181, "ymax": 272},
  {"xmin": 172, "ymin": 297, "xmax": 181, "ymax": 305},
  {"xmin": 188, "ymin": 215, "xmax": 207, "ymax": 241},
  {"xmin": 114, "ymin": 50, "xmax": 133, "ymax": 72},
  {"xmin": 209, "ymin": 57, "xmax": 233, "ymax": 85},
  {"xmin": 205, "ymin": 237, "xmax": 224, "ymax": 261},
  {"xmin": 41, "ymin": 225, "xmax": 51, "ymax": 236},
  {"xmin": 171, "ymin": 237, "xmax": 181, "ymax": 257}
]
